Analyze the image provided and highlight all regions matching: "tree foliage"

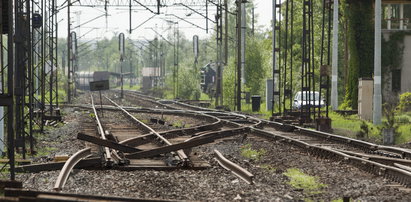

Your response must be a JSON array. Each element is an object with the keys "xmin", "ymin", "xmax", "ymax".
[{"xmin": 343, "ymin": 0, "xmax": 374, "ymax": 109}]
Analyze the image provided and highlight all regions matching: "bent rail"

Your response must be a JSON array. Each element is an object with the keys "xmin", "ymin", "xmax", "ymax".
[
  {"xmin": 105, "ymin": 96, "xmax": 190, "ymax": 165},
  {"xmin": 54, "ymin": 148, "xmax": 91, "ymax": 191},
  {"xmin": 214, "ymin": 149, "xmax": 254, "ymax": 184}
]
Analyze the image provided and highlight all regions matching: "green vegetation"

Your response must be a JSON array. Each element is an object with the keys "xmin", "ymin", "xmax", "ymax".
[
  {"xmin": 330, "ymin": 112, "xmax": 379, "ymax": 139},
  {"xmin": 330, "ymin": 108, "xmax": 411, "ymax": 144},
  {"xmin": 89, "ymin": 112, "xmax": 96, "ymax": 119},
  {"xmin": 240, "ymin": 144, "xmax": 266, "ymax": 161},
  {"xmin": 284, "ymin": 168, "xmax": 327, "ymax": 195},
  {"xmin": 398, "ymin": 92, "xmax": 411, "ymax": 112},
  {"xmin": 259, "ymin": 164, "xmax": 276, "ymax": 172},
  {"xmin": 172, "ymin": 120, "xmax": 184, "ymax": 128},
  {"xmin": 34, "ymin": 146, "xmax": 57, "ymax": 157},
  {"xmin": 343, "ymin": 0, "xmax": 375, "ymax": 109},
  {"xmin": 240, "ymin": 101, "xmax": 272, "ymax": 119}
]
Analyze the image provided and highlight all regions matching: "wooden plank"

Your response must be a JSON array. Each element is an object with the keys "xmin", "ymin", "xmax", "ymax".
[
  {"xmin": 77, "ymin": 133, "xmax": 143, "ymax": 153},
  {"xmin": 0, "ymin": 159, "xmax": 31, "ymax": 165},
  {"xmin": 5, "ymin": 188, "xmax": 177, "ymax": 201},
  {"xmin": 126, "ymin": 127, "xmax": 249, "ymax": 159},
  {"xmin": 126, "ymin": 137, "xmax": 213, "ymax": 159}
]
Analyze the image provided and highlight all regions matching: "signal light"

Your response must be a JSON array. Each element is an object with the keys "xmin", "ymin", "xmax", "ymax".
[{"xmin": 32, "ymin": 13, "xmax": 42, "ymax": 29}]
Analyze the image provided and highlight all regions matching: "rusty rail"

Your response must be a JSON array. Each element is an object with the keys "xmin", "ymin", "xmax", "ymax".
[
  {"xmin": 214, "ymin": 149, "xmax": 254, "ymax": 184},
  {"xmin": 120, "ymin": 90, "xmax": 411, "ymax": 187},
  {"xmin": 90, "ymin": 94, "xmax": 112, "ymax": 164},
  {"xmin": 252, "ymin": 127, "xmax": 411, "ymax": 187},
  {"xmin": 105, "ymin": 96, "xmax": 190, "ymax": 166},
  {"xmin": 54, "ymin": 148, "xmax": 91, "ymax": 191}
]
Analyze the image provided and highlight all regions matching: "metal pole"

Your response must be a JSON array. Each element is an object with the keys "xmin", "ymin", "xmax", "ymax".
[
  {"xmin": 129, "ymin": 0, "xmax": 132, "ymax": 33},
  {"xmin": 373, "ymin": 0, "xmax": 382, "ymax": 125},
  {"xmin": 206, "ymin": 0, "xmax": 208, "ymax": 33},
  {"xmin": 67, "ymin": 0, "xmax": 71, "ymax": 103},
  {"xmin": 252, "ymin": 6, "xmax": 254, "ymax": 36},
  {"xmin": 224, "ymin": 0, "xmax": 228, "ymax": 64},
  {"xmin": 119, "ymin": 33, "xmax": 125, "ymax": 98},
  {"xmin": 8, "ymin": 0, "xmax": 15, "ymax": 180},
  {"xmin": 236, "ymin": 0, "xmax": 242, "ymax": 111},
  {"xmin": 176, "ymin": 24, "xmax": 179, "ymax": 97},
  {"xmin": 271, "ymin": 0, "xmax": 276, "ymax": 115},
  {"xmin": 241, "ymin": 1, "xmax": 246, "ymax": 84},
  {"xmin": 331, "ymin": 0, "xmax": 338, "ymax": 110}
]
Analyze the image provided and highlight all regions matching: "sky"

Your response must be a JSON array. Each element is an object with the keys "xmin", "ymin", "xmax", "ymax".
[{"xmin": 56, "ymin": 1, "xmax": 273, "ymax": 42}]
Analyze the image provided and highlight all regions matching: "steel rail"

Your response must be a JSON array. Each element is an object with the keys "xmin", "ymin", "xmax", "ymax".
[
  {"xmin": 395, "ymin": 163, "xmax": 411, "ymax": 172},
  {"xmin": 214, "ymin": 149, "xmax": 253, "ymax": 184},
  {"xmin": 54, "ymin": 148, "xmax": 91, "ymax": 191},
  {"xmin": 115, "ymin": 90, "xmax": 411, "ymax": 186},
  {"xmin": 251, "ymin": 127, "xmax": 411, "ymax": 187},
  {"xmin": 105, "ymin": 96, "xmax": 190, "ymax": 165},
  {"xmin": 256, "ymin": 119, "xmax": 411, "ymax": 159},
  {"xmin": 335, "ymin": 149, "xmax": 411, "ymax": 167},
  {"xmin": 124, "ymin": 93, "xmax": 172, "ymax": 109},
  {"xmin": 90, "ymin": 94, "xmax": 112, "ymax": 163}
]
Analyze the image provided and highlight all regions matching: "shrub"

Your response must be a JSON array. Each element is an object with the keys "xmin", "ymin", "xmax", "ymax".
[
  {"xmin": 356, "ymin": 121, "xmax": 369, "ymax": 139},
  {"xmin": 398, "ymin": 92, "xmax": 411, "ymax": 112}
]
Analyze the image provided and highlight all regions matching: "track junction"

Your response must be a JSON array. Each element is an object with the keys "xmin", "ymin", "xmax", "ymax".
[{"xmin": 2, "ymin": 90, "xmax": 410, "ymax": 201}]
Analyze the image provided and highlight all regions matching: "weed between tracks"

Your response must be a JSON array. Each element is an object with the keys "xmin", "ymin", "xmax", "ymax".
[
  {"xmin": 240, "ymin": 144, "xmax": 266, "ymax": 161},
  {"xmin": 284, "ymin": 168, "xmax": 327, "ymax": 195}
]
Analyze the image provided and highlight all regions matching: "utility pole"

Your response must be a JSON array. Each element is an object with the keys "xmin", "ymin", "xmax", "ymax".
[
  {"xmin": 252, "ymin": 6, "xmax": 254, "ymax": 36},
  {"xmin": 241, "ymin": 1, "xmax": 246, "ymax": 84},
  {"xmin": 119, "ymin": 33, "xmax": 125, "ymax": 98},
  {"xmin": 224, "ymin": 0, "xmax": 228, "ymax": 64},
  {"xmin": 373, "ymin": 0, "xmax": 382, "ymax": 125},
  {"xmin": 236, "ymin": 0, "xmax": 242, "ymax": 111},
  {"xmin": 271, "ymin": 0, "xmax": 277, "ymax": 115},
  {"xmin": 331, "ymin": 0, "xmax": 339, "ymax": 110},
  {"xmin": 216, "ymin": 1, "xmax": 223, "ymax": 107},
  {"xmin": 67, "ymin": 0, "xmax": 71, "ymax": 103}
]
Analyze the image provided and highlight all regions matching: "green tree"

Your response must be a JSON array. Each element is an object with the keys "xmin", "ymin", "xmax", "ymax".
[{"xmin": 245, "ymin": 37, "xmax": 268, "ymax": 95}]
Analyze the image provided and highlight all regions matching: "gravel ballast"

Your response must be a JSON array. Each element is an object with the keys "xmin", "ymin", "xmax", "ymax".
[{"xmin": 16, "ymin": 93, "xmax": 411, "ymax": 201}]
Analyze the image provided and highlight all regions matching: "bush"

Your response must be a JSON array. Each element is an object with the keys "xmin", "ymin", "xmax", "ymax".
[
  {"xmin": 396, "ymin": 114, "xmax": 411, "ymax": 124},
  {"xmin": 398, "ymin": 92, "xmax": 411, "ymax": 112},
  {"xmin": 356, "ymin": 121, "xmax": 369, "ymax": 139}
]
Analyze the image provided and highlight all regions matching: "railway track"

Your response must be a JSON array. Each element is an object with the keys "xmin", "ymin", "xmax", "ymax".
[
  {"xmin": 13, "ymin": 90, "xmax": 411, "ymax": 200},
  {"xmin": 119, "ymin": 90, "xmax": 411, "ymax": 187}
]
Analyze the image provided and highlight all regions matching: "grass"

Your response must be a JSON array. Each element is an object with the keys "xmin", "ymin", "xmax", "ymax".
[
  {"xmin": 329, "ymin": 111, "xmax": 411, "ymax": 144},
  {"xmin": 241, "ymin": 101, "xmax": 273, "ymax": 119},
  {"xmin": 34, "ymin": 146, "xmax": 57, "ymax": 157},
  {"xmin": 114, "ymin": 84, "xmax": 141, "ymax": 91},
  {"xmin": 284, "ymin": 168, "xmax": 327, "ymax": 195},
  {"xmin": 329, "ymin": 112, "xmax": 379, "ymax": 138},
  {"xmin": 395, "ymin": 124, "xmax": 411, "ymax": 144},
  {"xmin": 259, "ymin": 164, "xmax": 276, "ymax": 172},
  {"xmin": 172, "ymin": 120, "xmax": 184, "ymax": 128},
  {"xmin": 240, "ymin": 144, "xmax": 266, "ymax": 161}
]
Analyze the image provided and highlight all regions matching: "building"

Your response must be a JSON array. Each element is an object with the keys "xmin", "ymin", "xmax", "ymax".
[{"xmin": 381, "ymin": 2, "xmax": 411, "ymax": 94}]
